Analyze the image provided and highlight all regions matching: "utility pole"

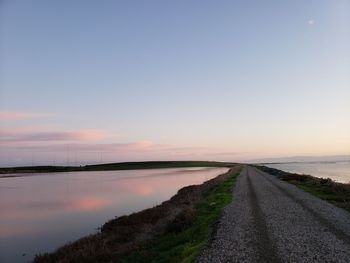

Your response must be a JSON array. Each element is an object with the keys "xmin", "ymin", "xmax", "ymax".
[
  {"xmin": 66, "ymin": 144, "xmax": 70, "ymax": 166},
  {"xmin": 100, "ymin": 147, "xmax": 103, "ymax": 164}
]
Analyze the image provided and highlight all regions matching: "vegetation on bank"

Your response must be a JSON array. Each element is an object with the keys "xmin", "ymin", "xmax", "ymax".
[
  {"xmin": 34, "ymin": 166, "xmax": 241, "ymax": 263},
  {"xmin": 121, "ymin": 169, "xmax": 239, "ymax": 263},
  {"xmin": 256, "ymin": 166, "xmax": 350, "ymax": 213},
  {"xmin": 0, "ymin": 161, "xmax": 234, "ymax": 175}
]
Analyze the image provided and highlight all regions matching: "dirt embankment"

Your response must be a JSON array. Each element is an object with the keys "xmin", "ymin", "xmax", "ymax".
[{"xmin": 34, "ymin": 165, "xmax": 241, "ymax": 263}]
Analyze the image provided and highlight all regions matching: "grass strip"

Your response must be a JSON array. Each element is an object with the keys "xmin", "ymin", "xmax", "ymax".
[{"xmin": 120, "ymin": 171, "xmax": 239, "ymax": 263}]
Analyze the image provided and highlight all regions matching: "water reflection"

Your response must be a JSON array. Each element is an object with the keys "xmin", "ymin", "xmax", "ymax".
[
  {"xmin": 65, "ymin": 197, "xmax": 109, "ymax": 212},
  {"xmin": 0, "ymin": 226, "xmax": 37, "ymax": 238},
  {"xmin": 0, "ymin": 167, "xmax": 228, "ymax": 262}
]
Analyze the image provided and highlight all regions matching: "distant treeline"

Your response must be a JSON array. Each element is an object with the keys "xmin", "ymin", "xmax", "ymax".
[{"xmin": 0, "ymin": 161, "xmax": 234, "ymax": 174}]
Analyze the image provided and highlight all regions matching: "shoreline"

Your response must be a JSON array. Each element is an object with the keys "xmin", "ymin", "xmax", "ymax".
[
  {"xmin": 0, "ymin": 161, "xmax": 234, "ymax": 175},
  {"xmin": 34, "ymin": 165, "xmax": 242, "ymax": 262}
]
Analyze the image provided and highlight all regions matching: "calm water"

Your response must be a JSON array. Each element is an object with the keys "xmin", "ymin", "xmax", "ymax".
[
  {"xmin": 0, "ymin": 167, "xmax": 229, "ymax": 263},
  {"xmin": 265, "ymin": 161, "xmax": 350, "ymax": 183}
]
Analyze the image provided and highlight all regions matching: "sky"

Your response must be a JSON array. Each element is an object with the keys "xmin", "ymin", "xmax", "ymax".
[{"xmin": 0, "ymin": 0, "xmax": 349, "ymax": 166}]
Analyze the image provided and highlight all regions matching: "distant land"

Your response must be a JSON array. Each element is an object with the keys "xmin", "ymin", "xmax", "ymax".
[
  {"xmin": 2, "ymin": 155, "xmax": 350, "ymax": 175},
  {"xmin": 248, "ymin": 155, "xmax": 350, "ymax": 164},
  {"xmin": 0, "ymin": 160, "xmax": 234, "ymax": 175}
]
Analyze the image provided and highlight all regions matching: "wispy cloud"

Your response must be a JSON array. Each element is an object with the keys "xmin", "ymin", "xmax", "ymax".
[
  {"xmin": 0, "ymin": 129, "xmax": 255, "ymax": 165},
  {"xmin": 2, "ymin": 140, "xmax": 253, "ymax": 161},
  {"xmin": 0, "ymin": 111, "xmax": 49, "ymax": 121},
  {"xmin": 0, "ymin": 129, "xmax": 106, "ymax": 142},
  {"xmin": 10, "ymin": 140, "xmax": 162, "ymax": 151}
]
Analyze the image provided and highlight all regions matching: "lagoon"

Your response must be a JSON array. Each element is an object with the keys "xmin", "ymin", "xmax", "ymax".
[{"xmin": 0, "ymin": 167, "xmax": 229, "ymax": 263}]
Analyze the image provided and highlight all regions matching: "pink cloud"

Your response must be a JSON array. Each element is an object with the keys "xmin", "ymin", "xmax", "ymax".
[
  {"xmin": 0, "ymin": 136, "xmax": 255, "ymax": 166},
  {"xmin": 0, "ymin": 111, "xmax": 48, "ymax": 121},
  {"xmin": 11, "ymin": 141, "xmax": 162, "ymax": 152},
  {"xmin": 0, "ymin": 129, "xmax": 106, "ymax": 142},
  {"xmin": 1, "ymin": 139, "xmax": 250, "ymax": 158}
]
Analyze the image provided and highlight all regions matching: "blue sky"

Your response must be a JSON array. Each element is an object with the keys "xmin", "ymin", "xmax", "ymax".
[{"xmin": 1, "ymin": 0, "xmax": 349, "ymax": 166}]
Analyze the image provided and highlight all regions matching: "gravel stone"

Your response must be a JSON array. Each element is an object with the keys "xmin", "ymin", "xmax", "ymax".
[{"xmin": 196, "ymin": 166, "xmax": 350, "ymax": 262}]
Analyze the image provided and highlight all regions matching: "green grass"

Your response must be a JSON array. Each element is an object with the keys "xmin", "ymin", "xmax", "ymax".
[{"xmin": 120, "ymin": 171, "xmax": 239, "ymax": 263}]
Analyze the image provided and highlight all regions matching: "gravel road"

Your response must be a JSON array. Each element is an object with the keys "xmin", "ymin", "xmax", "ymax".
[{"xmin": 196, "ymin": 166, "xmax": 350, "ymax": 262}]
